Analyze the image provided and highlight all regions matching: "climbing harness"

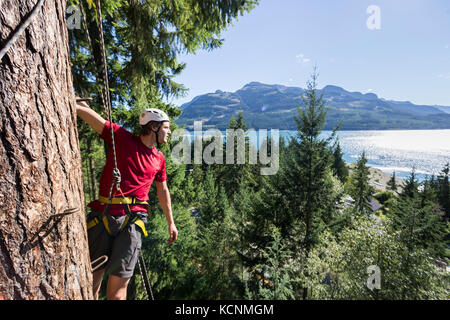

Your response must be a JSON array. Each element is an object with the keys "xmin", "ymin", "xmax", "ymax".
[
  {"xmin": 86, "ymin": 205, "xmax": 148, "ymax": 238},
  {"xmin": 80, "ymin": 0, "xmax": 154, "ymax": 300},
  {"xmin": 0, "ymin": 0, "xmax": 46, "ymax": 61},
  {"xmin": 98, "ymin": 195, "xmax": 149, "ymax": 206}
]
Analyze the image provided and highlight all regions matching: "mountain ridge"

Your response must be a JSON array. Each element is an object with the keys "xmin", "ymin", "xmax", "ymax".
[{"xmin": 176, "ymin": 82, "xmax": 450, "ymax": 130}]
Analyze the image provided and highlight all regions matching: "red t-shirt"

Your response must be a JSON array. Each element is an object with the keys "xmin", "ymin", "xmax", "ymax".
[{"xmin": 88, "ymin": 121, "xmax": 167, "ymax": 216}]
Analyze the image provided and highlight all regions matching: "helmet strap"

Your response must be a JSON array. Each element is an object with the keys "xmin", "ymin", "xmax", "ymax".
[{"xmin": 152, "ymin": 124, "xmax": 162, "ymax": 150}]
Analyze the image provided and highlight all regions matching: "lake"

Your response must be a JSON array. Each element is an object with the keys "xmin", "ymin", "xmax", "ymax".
[{"xmin": 281, "ymin": 129, "xmax": 450, "ymax": 181}]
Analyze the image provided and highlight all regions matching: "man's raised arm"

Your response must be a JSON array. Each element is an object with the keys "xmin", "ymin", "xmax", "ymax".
[{"xmin": 75, "ymin": 97, "xmax": 106, "ymax": 135}]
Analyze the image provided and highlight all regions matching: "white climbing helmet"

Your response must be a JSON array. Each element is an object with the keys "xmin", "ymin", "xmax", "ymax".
[{"xmin": 139, "ymin": 108, "xmax": 170, "ymax": 125}]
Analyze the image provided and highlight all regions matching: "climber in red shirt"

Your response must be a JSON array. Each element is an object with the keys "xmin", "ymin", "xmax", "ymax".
[{"xmin": 76, "ymin": 99, "xmax": 178, "ymax": 300}]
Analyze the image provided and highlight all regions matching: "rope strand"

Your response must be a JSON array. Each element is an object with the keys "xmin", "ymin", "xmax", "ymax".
[
  {"xmin": 138, "ymin": 253, "xmax": 154, "ymax": 300},
  {"xmin": 78, "ymin": 0, "xmax": 109, "ymax": 117},
  {"xmin": 94, "ymin": 0, "xmax": 119, "ymax": 200},
  {"xmin": 0, "ymin": 0, "xmax": 46, "ymax": 60}
]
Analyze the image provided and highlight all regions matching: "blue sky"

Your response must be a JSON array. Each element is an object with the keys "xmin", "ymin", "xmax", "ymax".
[{"xmin": 169, "ymin": 0, "xmax": 450, "ymax": 107}]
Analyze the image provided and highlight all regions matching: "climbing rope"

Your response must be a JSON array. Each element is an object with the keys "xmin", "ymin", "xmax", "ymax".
[
  {"xmin": 77, "ymin": 0, "xmax": 109, "ymax": 117},
  {"xmin": 0, "ymin": 0, "xmax": 46, "ymax": 61},
  {"xmin": 137, "ymin": 253, "xmax": 155, "ymax": 300},
  {"xmin": 94, "ymin": 0, "xmax": 119, "ymax": 203}
]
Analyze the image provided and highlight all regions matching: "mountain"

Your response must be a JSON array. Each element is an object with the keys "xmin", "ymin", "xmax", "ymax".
[
  {"xmin": 175, "ymin": 82, "xmax": 450, "ymax": 130},
  {"xmin": 434, "ymin": 106, "xmax": 450, "ymax": 114}
]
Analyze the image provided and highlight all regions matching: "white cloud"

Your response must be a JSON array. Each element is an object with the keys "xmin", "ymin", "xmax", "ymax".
[
  {"xmin": 445, "ymin": 44, "xmax": 449, "ymax": 49},
  {"xmin": 295, "ymin": 53, "xmax": 311, "ymax": 64}
]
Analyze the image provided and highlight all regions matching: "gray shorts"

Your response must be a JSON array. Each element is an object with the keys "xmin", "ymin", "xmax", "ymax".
[{"xmin": 87, "ymin": 209, "xmax": 147, "ymax": 278}]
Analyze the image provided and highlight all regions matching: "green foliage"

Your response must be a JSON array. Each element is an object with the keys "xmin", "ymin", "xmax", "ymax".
[
  {"xmin": 270, "ymin": 69, "xmax": 341, "ymax": 299},
  {"xmin": 216, "ymin": 112, "xmax": 258, "ymax": 201},
  {"xmin": 331, "ymin": 142, "xmax": 349, "ymax": 184},
  {"xmin": 437, "ymin": 163, "xmax": 450, "ymax": 221},
  {"xmin": 198, "ymin": 167, "xmax": 225, "ymax": 226},
  {"xmin": 291, "ymin": 69, "xmax": 337, "ymax": 250},
  {"xmin": 306, "ymin": 215, "xmax": 449, "ymax": 300},
  {"xmin": 374, "ymin": 191, "xmax": 394, "ymax": 205},
  {"xmin": 141, "ymin": 205, "xmax": 199, "ymax": 299},
  {"xmin": 389, "ymin": 193, "xmax": 448, "ymax": 259},
  {"xmin": 401, "ymin": 169, "xmax": 419, "ymax": 199},
  {"xmin": 347, "ymin": 152, "xmax": 374, "ymax": 215},
  {"xmin": 387, "ymin": 171, "xmax": 398, "ymax": 193},
  {"xmin": 249, "ymin": 228, "xmax": 296, "ymax": 300},
  {"xmin": 193, "ymin": 212, "xmax": 244, "ymax": 299}
]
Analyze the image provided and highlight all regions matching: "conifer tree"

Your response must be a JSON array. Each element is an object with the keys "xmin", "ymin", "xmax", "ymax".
[
  {"xmin": 349, "ymin": 152, "xmax": 374, "ymax": 215},
  {"xmin": 401, "ymin": 168, "xmax": 419, "ymax": 199},
  {"xmin": 387, "ymin": 171, "xmax": 398, "ymax": 193},
  {"xmin": 280, "ymin": 68, "xmax": 338, "ymax": 299},
  {"xmin": 389, "ymin": 195, "xmax": 448, "ymax": 295},
  {"xmin": 437, "ymin": 163, "xmax": 450, "ymax": 221},
  {"xmin": 198, "ymin": 167, "xmax": 220, "ymax": 227},
  {"xmin": 331, "ymin": 142, "xmax": 348, "ymax": 184},
  {"xmin": 142, "ymin": 206, "xmax": 199, "ymax": 299},
  {"xmin": 419, "ymin": 175, "xmax": 438, "ymax": 208},
  {"xmin": 235, "ymin": 111, "xmax": 248, "ymax": 130},
  {"xmin": 251, "ymin": 228, "xmax": 295, "ymax": 300},
  {"xmin": 70, "ymin": 0, "xmax": 259, "ymax": 110},
  {"xmin": 390, "ymin": 168, "xmax": 448, "ymax": 256},
  {"xmin": 229, "ymin": 177, "xmax": 254, "ymax": 287},
  {"xmin": 218, "ymin": 112, "xmax": 256, "ymax": 201}
]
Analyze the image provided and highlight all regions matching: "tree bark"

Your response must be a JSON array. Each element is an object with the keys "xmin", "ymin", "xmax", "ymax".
[{"xmin": 0, "ymin": 0, "xmax": 93, "ymax": 299}]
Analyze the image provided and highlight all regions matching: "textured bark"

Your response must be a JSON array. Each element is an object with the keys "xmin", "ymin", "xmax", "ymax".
[{"xmin": 0, "ymin": 0, "xmax": 93, "ymax": 299}]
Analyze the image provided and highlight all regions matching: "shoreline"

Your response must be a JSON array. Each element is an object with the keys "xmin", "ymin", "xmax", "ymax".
[{"xmin": 347, "ymin": 163, "xmax": 405, "ymax": 193}]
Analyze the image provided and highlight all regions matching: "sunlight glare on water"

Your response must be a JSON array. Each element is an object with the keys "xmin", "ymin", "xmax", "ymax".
[{"xmin": 282, "ymin": 129, "xmax": 450, "ymax": 180}]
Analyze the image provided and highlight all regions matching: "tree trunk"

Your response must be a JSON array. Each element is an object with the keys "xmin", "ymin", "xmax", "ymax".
[{"xmin": 0, "ymin": 0, "xmax": 93, "ymax": 299}]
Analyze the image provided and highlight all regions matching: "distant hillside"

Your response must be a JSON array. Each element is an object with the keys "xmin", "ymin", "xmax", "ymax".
[{"xmin": 175, "ymin": 82, "xmax": 450, "ymax": 130}]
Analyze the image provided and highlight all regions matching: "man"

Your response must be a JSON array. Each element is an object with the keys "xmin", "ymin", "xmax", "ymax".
[{"xmin": 76, "ymin": 98, "xmax": 178, "ymax": 300}]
